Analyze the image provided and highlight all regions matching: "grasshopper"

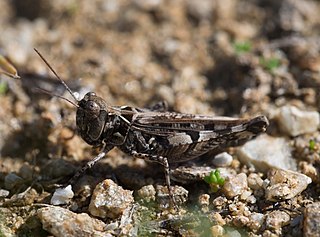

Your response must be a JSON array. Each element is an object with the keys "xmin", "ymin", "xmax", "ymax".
[{"xmin": 34, "ymin": 49, "xmax": 269, "ymax": 208}]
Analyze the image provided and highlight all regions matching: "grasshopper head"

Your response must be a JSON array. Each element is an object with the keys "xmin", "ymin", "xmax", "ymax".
[{"xmin": 76, "ymin": 92, "xmax": 109, "ymax": 146}]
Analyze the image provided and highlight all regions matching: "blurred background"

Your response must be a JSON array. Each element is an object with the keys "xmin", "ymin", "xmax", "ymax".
[{"xmin": 3, "ymin": 0, "xmax": 319, "ymax": 117}]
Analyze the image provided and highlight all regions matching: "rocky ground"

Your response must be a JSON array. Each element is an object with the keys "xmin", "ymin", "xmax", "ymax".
[{"xmin": 1, "ymin": 0, "xmax": 320, "ymax": 236}]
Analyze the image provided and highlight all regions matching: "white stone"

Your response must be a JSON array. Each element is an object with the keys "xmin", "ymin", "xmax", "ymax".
[
  {"xmin": 222, "ymin": 173, "xmax": 248, "ymax": 198},
  {"xmin": 237, "ymin": 134, "xmax": 297, "ymax": 173},
  {"xmin": 277, "ymin": 105, "xmax": 320, "ymax": 136},
  {"xmin": 265, "ymin": 169, "xmax": 312, "ymax": 201},
  {"xmin": 212, "ymin": 152, "xmax": 233, "ymax": 167},
  {"xmin": 51, "ymin": 185, "xmax": 74, "ymax": 205}
]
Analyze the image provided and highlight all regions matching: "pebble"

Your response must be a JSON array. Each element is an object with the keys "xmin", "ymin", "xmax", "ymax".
[
  {"xmin": 37, "ymin": 206, "xmax": 107, "ymax": 237},
  {"xmin": 186, "ymin": 0, "xmax": 215, "ymax": 21},
  {"xmin": 247, "ymin": 173, "xmax": 264, "ymax": 190},
  {"xmin": 265, "ymin": 168, "xmax": 312, "ymax": 201},
  {"xmin": 222, "ymin": 173, "xmax": 248, "ymax": 199},
  {"xmin": 210, "ymin": 225, "xmax": 225, "ymax": 236},
  {"xmin": 136, "ymin": 184, "xmax": 156, "ymax": 202},
  {"xmin": 299, "ymin": 162, "xmax": 320, "ymax": 183},
  {"xmin": 42, "ymin": 159, "xmax": 76, "ymax": 179},
  {"xmin": 0, "ymin": 189, "xmax": 9, "ymax": 198},
  {"xmin": 276, "ymin": 105, "xmax": 320, "ymax": 136},
  {"xmin": 155, "ymin": 185, "xmax": 188, "ymax": 209},
  {"xmin": 212, "ymin": 152, "xmax": 233, "ymax": 167},
  {"xmin": 170, "ymin": 165, "xmax": 217, "ymax": 183},
  {"xmin": 19, "ymin": 163, "xmax": 34, "ymax": 180},
  {"xmin": 232, "ymin": 215, "xmax": 249, "ymax": 228},
  {"xmin": 212, "ymin": 196, "xmax": 228, "ymax": 210},
  {"xmin": 247, "ymin": 213, "xmax": 265, "ymax": 231},
  {"xmin": 51, "ymin": 185, "xmax": 74, "ymax": 205},
  {"xmin": 133, "ymin": 0, "xmax": 162, "ymax": 10},
  {"xmin": 88, "ymin": 179, "xmax": 134, "ymax": 219},
  {"xmin": 4, "ymin": 173, "xmax": 24, "ymax": 190},
  {"xmin": 198, "ymin": 193, "xmax": 210, "ymax": 206},
  {"xmin": 170, "ymin": 165, "xmax": 236, "ymax": 184},
  {"xmin": 210, "ymin": 212, "xmax": 226, "ymax": 226},
  {"xmin": 237, "ymin": 134, "xmax": 297, "ymax": 173},
  {"xmin": 303, "ymin": 202, "xmax": 320, "ymax": 237},
  {"xmin": 3, "ymin": 188, "xmax": 38, "ymax": 206},
  {"xmin": 265, "ymin": 210, "xmax": 290, "ymax": 231}
]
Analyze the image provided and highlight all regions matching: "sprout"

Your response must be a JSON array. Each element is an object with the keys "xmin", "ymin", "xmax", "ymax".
[
  {"xmin": 309, "ymin": 139, "xmax": 316, "ymax": 151},
  {"xmin": 233, "ymin": 41, "xmax": 252, "ymax": 54},
  {"xmin": 260, "ymin": 57, "xmax": 281, "ymax": 72},
  {"xmin": 204, "ymin": 170, "xmax": 225, "ymax": 192}
]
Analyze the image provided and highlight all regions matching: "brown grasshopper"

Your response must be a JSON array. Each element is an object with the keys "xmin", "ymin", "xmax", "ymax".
[{"xmin": 34, "ymin": 49, "xmax": 269, "ymax": 208}]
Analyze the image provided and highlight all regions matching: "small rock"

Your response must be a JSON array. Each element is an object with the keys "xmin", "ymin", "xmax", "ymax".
[
  {"xmin": 51, "ymin": 185, "xmax": 74, "ymax": 205},
  {"xmin": 73, "ymin": 175, "xmax": 97, "ymax": 202},
  {"xmin": 133, "ymin": 0, "xmax": 162, "ymax": 10},
  {"xmin": 37, "ymin": 206, "xmax": 106, "ymax": 237},
  {"xmin": 276, "ymin": 105, "xmax": 320, "ymax": 136},
  {"xmin": 198, "ymin": 193, "xmax": 210, "ymax": 206},
  {"xmin": 240, "ymin": 190, "xmax": 253, "ymax": 201},
  {"xmin": 19, "ymin": 163, "xmax": 34, "ymax": 180},
  {"xmin": 299, "ymin": 161, "xmax": 320, "ymax": 183},
  {"xmin": 4, "ymin": 173, "xmax": 24, "ymax": 190},
  {"xmin": 265, "ymin": 210, "xmax": 291, "ymax": 231},
  {"xmin": 222, "ymin": 173, "xmax": 248, "ymax": 199},
  {"xmin": 171, "ymin": 165, "xmax": 236, "ymax": 184},
  {"xmin": 3, "ymin": 188, "xmax": 38, "ymax": 207},
  {"xmin": 247, "ymin": 213, "xmax": 265, "ymax": 231},
  {"xmin": 246, "ymin": 195, "xmax": 257, "ymax": 204},
  {"xmin": 247, "ymin": 173, "xmax": 264, "ymax": 190},
  {"xmin": 210, "ymin": 225, "xmax": 225, "ymax": 236},
  {"xmin": 155, "ymin": 185, "xmax": 188, "ymax": 209},
  {"xmin": 42, "ymin": 159, "xmax": 76, "ymax": 179},
  {"xmin": 212, "ymin": 152, "xmax": 233, "ymax": 167},
  {"xmin": 212, "ymin": 196, "xmax": 228, "ymax": 210},
  {"xmin": 136, "ymin": 185, "xmax": 156, "ymax": 202},
  {"xmin": 265, "ymin": 168, "xmax": 312, "ymax": 201},
  {"xmin": 170, "ymin": 166, "xmax": 215, "ymax": 183},
  {"xmin": 210, "ymin": 212, "xmax": 226, "ymax": 226},
  {"xmin": 89, "ymin": 179, "xmax": 134, "ymax": 219},
  {"xmin": 237, "ymin": 134, "xmax": 297, "ymax": 172},
  {"xmin": 186, "ymin": 0, "xmax": 215, "ymax": 21},
  {"xmin": 0, "ymin": 189, "xmax": 10, "ymax": 198},
  {"xmin": 303, "ymin": 202, "xmax": 320, "ymax": 237},
  {"xmin": 232, "ymin": 215, "xmax": 249, "ymax": 228},
  {"xmin": 228, "ymin": 202, "xmax": 249, "ymax": 216}
]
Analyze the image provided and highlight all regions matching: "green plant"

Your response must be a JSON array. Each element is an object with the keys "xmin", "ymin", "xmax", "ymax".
[
  {"xmin": 309, "ymin": 139, "xmax": 316, "ymax": 151},
  {"xmin": 0, "ymin": 81, "xmax": 7, "ymax": 95},
  {"xmin": 233, "ymin": 41, "xmax": 252, "ymax": 54},
  {"xmin": 204, "ymin": 170, "xmax": 225, "ymax": 192},
  {"xmin": 260, "ymin": 57, "xmax": 281, "ymax": 72}
]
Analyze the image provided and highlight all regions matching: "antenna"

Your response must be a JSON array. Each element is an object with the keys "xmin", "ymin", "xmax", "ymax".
[
  {"xmin": 34, "ymin": 87, "xmax": 79, "ymax": 108},
  {"xmin": 34, "ymin": 48, "xmax": 79, "ymax": 102}
]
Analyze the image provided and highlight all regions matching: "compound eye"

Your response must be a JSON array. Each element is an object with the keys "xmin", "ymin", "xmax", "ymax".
[
  {"xmin": 84, "ymin": 92, "xmax": 96, "ymax": 100},
  {"xmin": 85, "ymin": 101, "xmax": 100, "ymax": 114}
]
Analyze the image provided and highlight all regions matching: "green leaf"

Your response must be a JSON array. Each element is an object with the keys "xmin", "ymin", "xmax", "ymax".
[
  {"xmin": 233, "ymin": 41, "xmax": 252, "ymax": 54},
  {"xmin": 260, "ymin": 57, "xmax": 281, "ymax": 72},
  {"xmin": 309, "ymin": 139, "xmax": 316, "ymax": 151},
  {"xmin": 0, "ymin": 81, "xmax": 7, "ymax": 95}
]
